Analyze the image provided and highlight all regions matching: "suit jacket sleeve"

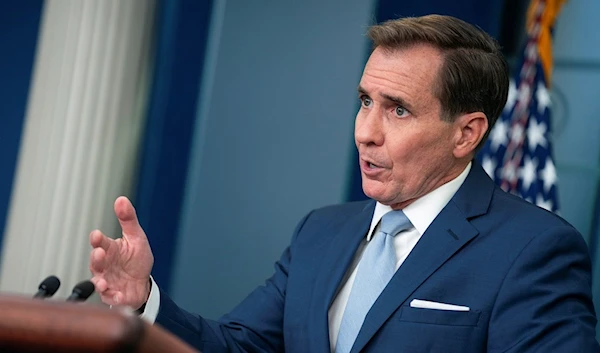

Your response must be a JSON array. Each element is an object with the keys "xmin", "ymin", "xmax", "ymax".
[
  {"xmin": 154, "ymin": 211, "xmax": 313, "ymax": 353},
  {"xmin": 487, "ymin": 225, "xmax": 599, "ymax": 352}
]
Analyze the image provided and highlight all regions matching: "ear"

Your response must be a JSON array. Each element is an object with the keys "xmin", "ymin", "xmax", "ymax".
[{"xmin": 452, "ymin": 112, "xmax": 488, "ymax": 159}]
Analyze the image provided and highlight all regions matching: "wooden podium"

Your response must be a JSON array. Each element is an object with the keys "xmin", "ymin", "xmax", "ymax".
[{"xmin": 0, "ymin": 294, "xmax": 198, "ymax": 352}]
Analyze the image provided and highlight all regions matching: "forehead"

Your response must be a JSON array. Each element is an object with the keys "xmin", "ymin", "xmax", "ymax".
[{"xmin": 360, "ymin": 45, "xmax": 443, "ymax": 105}]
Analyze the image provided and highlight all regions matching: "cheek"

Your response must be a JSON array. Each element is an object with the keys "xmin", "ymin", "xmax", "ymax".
[
  {"xmin": 388, "ymin": 138, "xmax": 425, "ymax": 164},
  {"xmin": 388, "ymin": 135, "xmax": 447, "ymax": 172}
]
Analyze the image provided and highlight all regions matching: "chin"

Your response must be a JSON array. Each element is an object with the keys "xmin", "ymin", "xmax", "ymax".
[
  {"xmin": 362, "ymin": 182, "xmax": 405, "ymax": 206},
  {"xmin": 361, "ymin": 182, "xmax": 386, "ymax": 202}
]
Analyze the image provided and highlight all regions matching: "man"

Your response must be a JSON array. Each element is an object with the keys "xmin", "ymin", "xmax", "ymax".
[{"xmin": 89, "ymin": 15, "xmax": 599, "ymax": 352}]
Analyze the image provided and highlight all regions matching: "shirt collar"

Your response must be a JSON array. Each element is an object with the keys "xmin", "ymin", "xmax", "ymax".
[{"xmin": 366, "ymin": 162, "xmax": 472, "ymax": 241}]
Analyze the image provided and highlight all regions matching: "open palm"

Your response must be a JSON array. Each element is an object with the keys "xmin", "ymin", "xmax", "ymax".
[{"xmin": 89, "ymin": 196, "xmax": 154, "ymax": 309}]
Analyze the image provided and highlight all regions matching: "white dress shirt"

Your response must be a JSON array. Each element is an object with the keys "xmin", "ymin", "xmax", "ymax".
[
  {"xmin": 141, "ymin": 162, "xmax": 472, "ymax": 351},
  {"xmin": 328, "ymin": 162, "xmax": 471, "ymax": 351}
]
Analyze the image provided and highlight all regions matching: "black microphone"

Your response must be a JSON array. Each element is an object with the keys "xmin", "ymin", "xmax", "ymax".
[
  {"xmin": 33, "ymin": 275, "xmax": 61, "ymax": 299},
  {"xmin": 66, "ymin": 280, "xmax": 95, "ymax": 302}
]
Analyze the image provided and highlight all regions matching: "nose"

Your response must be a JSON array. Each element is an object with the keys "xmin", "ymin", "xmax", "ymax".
[{"xmin": 355, "ymin": 108, "xmax": 384, "ymax": 146}]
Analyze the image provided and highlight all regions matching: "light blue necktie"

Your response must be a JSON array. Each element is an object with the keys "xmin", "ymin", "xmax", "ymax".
[{"xmin": 334, "ymin": 210, "xmax": 411, "ymax": 353}]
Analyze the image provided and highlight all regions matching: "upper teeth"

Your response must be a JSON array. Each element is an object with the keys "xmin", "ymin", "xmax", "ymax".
[{"xmin": 369, "ymin": 163, "xmax": 377, "ymax": 168}]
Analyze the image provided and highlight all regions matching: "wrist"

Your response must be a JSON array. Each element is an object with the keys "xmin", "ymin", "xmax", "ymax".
[{"xmin": 135, "ymin": 277, "xmax": 152, "ymax": 314}]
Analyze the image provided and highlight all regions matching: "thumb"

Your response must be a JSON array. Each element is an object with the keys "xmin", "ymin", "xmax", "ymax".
[{"xmin": 114, "ymin": 196, "xmax": 144, "ymax": 239}]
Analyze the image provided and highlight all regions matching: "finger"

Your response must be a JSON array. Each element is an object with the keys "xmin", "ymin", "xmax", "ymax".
[
  {"xmin": 114, "ymin": 196, "xmax": 144, "ymax": 239},
  {"xmin": 103, "ymin": 291, "xmax": 128, "ymax": 309},
  {"xmin": 90, "ymin": 230, "xmax": 112, "ymax": 251},
  {"xmin": 90, "ymin": 247, "xmax": 107, "ymax": 274},
  {"xmin": 99, "ymin": 289, "xmax": 120, "ymax": 306},
  {"xmin": 112, "ymin": 291, "xmax": 124, "ymax": 305},
  {"xmin": 90, "ymin": 277, "xmax": 108, "ymax": 293}
]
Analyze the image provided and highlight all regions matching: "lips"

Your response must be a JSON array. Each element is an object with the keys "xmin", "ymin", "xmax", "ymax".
[
  {"xmin": 360, "ymin": 157, "xmax": 387, "ymax": 176},
  {"xmin": 361, "ymin": 155, "xmax": 385, "ymax": 168}
]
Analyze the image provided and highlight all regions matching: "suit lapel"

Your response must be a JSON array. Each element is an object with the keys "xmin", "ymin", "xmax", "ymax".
[
  {"xmin": 350, "ymin": 202, "xmax": 478, "ymax": 353},
  {"xmin": 350, "ymin": 162, "xmax": 495, "ymax": 353},
  {"xmin": 308, "ymin": 201, "xmax": 375, "ymax": 353}
]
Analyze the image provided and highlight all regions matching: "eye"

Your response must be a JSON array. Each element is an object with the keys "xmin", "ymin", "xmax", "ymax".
[
  {"xmin": 395, "ymin": 106, "xmax": 408, "ymax": 117},
  {"xmin": 360, "ymin": 96, "xmax": 372, "ymax": 108}
]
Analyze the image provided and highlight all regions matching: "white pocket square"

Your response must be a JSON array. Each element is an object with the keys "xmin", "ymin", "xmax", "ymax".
[{"xmin": 410, "ymin": 299, "xmax": 470, "ymax": 312}]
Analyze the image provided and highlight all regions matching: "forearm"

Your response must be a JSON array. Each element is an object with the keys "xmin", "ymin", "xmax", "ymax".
[
  {"xmin": 154, "ymin": 272, "xmax": 287, "ymax": 353},
  {"xmin": 155, "ymin": 288, "xmax": 232, "ymax": 352}
]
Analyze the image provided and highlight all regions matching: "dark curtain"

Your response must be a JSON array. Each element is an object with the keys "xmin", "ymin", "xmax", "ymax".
[
  {"xmin": 0, "ymin": 1, "xmax": 44, "ymax": 255},
  {"xmin": 134, "ymin": 0, "xmax": 213, "ymax": 291}
]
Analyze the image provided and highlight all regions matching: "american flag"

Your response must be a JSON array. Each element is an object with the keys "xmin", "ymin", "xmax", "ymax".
[{"xmin": 478, "ymin": 1, "xmax": 560, "ymax": 213}]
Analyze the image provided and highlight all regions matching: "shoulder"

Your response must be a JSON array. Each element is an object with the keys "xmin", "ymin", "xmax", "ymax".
[
  {"xmin": 488, "ymin": 187, "xmax": 574, "ymax": 233},
  {"xmin": 471, "ymin": 186, "xmax": 587, "ymax": 265},
  {"xmin": 289, "ymin": 199, "xmax": 374, "ymax": 244}
]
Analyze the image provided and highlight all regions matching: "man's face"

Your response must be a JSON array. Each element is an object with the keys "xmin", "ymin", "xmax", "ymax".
[{"xmin": 355, "ymin": 45, "xmax": 464, "ymax": 209}]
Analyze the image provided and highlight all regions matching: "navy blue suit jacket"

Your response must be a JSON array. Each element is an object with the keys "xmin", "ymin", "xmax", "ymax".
[{"xmin": 156, "ymin": 163, "xmax": 599, "ymax": 352}]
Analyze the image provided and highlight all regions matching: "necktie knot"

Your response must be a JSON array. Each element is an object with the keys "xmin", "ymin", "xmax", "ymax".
[{"xmin": 379, "ymin": 210, "xmax": 411, "ymax": 237}]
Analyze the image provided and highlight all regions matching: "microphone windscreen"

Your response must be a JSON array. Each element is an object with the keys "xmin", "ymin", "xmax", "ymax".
[
  {"xmin": 37, "ymin": 275, "xmax": 61, "ymax": 297},
  {"xmin": 72, "ymin": 280, "xmax": 95, "ymax": 300}
]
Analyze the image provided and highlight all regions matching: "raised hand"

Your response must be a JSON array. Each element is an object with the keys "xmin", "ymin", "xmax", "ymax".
[{"xmin": 89, "ymin": 196, "xmax": 154, "ymax": 309}]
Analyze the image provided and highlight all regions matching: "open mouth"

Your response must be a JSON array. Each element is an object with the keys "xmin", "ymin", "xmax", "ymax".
[{"xmin": 363, "ymin": 159, "xmax": 384, "ymax": 170}]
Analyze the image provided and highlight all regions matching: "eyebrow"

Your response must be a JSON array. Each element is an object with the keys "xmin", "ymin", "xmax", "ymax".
[{"xmin": 357, "ymin": 85, "xmax": 415, "ymax": 112}]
